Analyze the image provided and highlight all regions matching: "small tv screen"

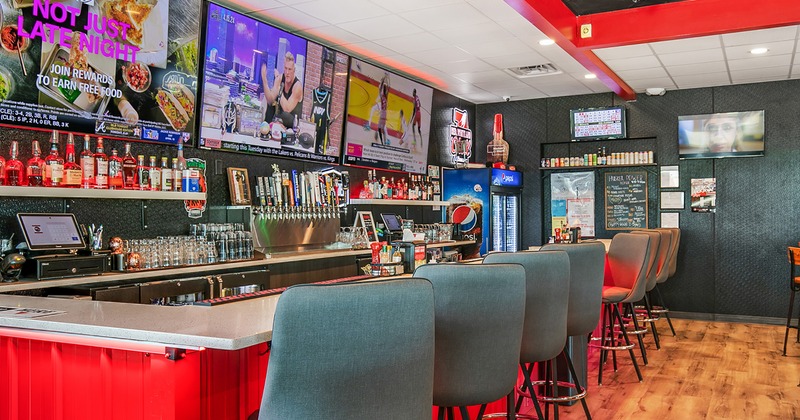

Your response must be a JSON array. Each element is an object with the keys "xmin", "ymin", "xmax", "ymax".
[
  {"xmin": 570, "ymin": 106, "xmax": 626, "ymax": 140},
  {"xmin": 343, "ymin": 59, "xmax": 433, "ymax": 174},
  {"xmin": 678, "ymin": 111, "xmax": 765, "ymax": 159}
]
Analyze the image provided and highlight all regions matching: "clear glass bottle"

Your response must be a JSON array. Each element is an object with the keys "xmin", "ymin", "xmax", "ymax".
[
  {"xmin": 148, "ymin": 156, "xmax": 161, "ymax": 191},
  {"xmin": 44, "ymin": 130, "xmax": 64, "ymax": 187},
  {"xmin": 171, "ymin": 157, "xmax": 180, "ymax": 192},
  {"xmin": 122, "ymin": 143, "xmax": 137, "ymax": 189},
  {"xmin": 93, "ymin": 138, "xmax": 108, "ymax": 189},
  {"xmin": 108, "ymin": 148, "xmax": 123, "ymax": 189},
  {"xmin": 160, "ymin": 156, "xmax": 172, "ymax": 191},
  {"xmin": 5, "ymin": 141, "xmax": 24, "ymax": 186},
  {"xmin": 80, "ymin": 135, "xmax": 94, "ymax": 188},
  {"xmin": 26, "ymin": 140, "xmax": 45, "ymax": 187},
  {"xmin": 136, "ymin": 155, "xmax": 149, "ymax": 190},
  {"xmin": 62, "ymin": 133, "xmax": 82, "ymax": 188},
  {"xmin": 175, "ymin": 143, "xmax": 187, "ymax": 192}
]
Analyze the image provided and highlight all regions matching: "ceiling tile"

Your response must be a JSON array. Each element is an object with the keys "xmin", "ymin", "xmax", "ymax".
[
  {"xmin": 462, "ymin": 90, "xmax": 503, "ymax": 104},
  {"xmin": 537, "ymin": 84, "xmax": 594, "ymax": 97},
  {"xmin": 431, "ymin": 59, "xmax": 495, "ymax": 74},
  {"xmin": 724, "ymin": 40, "xmax": 797, "ymax": 60},
  {"xmin": 483, "ymin": 52, "xmax": 550, "ymax": 70},
  {"xmin": 649, "ymin": 35, "xmax": 722, "ymax": 55},
  {"xmin": 451, "ymin": 69, "xmax": 510, "ymax": 84},
  {"xmin": 460, "ymin": 38, "xmax": 533, "ymax": 59},
  {"xmin": 374, "ymin": 32, "xmax": 451, "ymax": 54},
  {"xmin": 252, "ymin": 6, "xmax": 328, "ymax": 30},
  {"xmin": 722, "ymin": 25, "xmax": 800, "ymax": 46},
  {"xmin": 792, "ymin": 65, "xmax": 800, "ymax": 79},
  {"xmin": 666, "ymin": 61, "xmax": 728, "ymax": 76},
  {"xmin": 658, "ymin": 48, "xmax": 725, "ymax": 66},
  {"xmin": 298, "ymin": 25, "xmax": 366, "ymax": 46},
  {"xmin": 624, "ymin": 77, "xmax": 677, "ymax": 90},
  {"xmin": 501, "ymin": 13, "xmax": 547, "ymax": 41},
  {"xmin": 291, "ymin": 0, "xmax": 389, "ymax": 24},
  {"xmin": 241, "ymin": 0, "xmax": 286, "ymax": 13},
  {"xmin": 337, "ymin": 15, "xmax": 424, "ymax": 40},
  {"xmin": 473, "ymin": 76, "xmax": 531, "ymax": 91},
  {"xmin": 730, "ymin": 66, "xmax": 791, "ymax": 83},
  {"xmin": 671, "ymin": 72, "xmax": 731, "ymax": 88},
  {"xmin": 594, "ymin": 44, "xmax": 654, "ymax": 61},
  {"xmin": 728, "ymin": 54, "xmax": 793, "ymax": 71},
  {"xmin": 432, "ymin": 22, "xmax": 514, "ymax": 45},
  {"xmin": 368, "ymin": 0, "xmax": 460, "ymax": 13},
  {"xmin": 400, "ymin": 4, "xmax": 490, "ymax": 31},
  {"xmin": 338, "ymin": 41, "xmax": 398, "ymax": 60},
  {"xmin": 603, "ymin": 55, "xmax": 663, "ymax": 71},
  {"xmin": 466, "ymin": 0, "xmax": 528, "ymax": 22},
  {"xmin": 615, "ymin": 67, "xmax": 669, "ymax": 80},
  {"xmin": 535, "ymin": 47, "xmax": 588, "ymax": 73},
  {"xmin": 406, "ymin": 47, "xmax": 474, "ymax": 65}
]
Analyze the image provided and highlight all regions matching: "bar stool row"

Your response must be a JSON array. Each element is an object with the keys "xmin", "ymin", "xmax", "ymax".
[{"xmin": 254, "ymin": 229, "xmax": 680, "ymax": 420}]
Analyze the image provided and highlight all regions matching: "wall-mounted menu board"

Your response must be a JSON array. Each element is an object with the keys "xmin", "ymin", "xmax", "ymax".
[
  {"xmin": 0, "ymin": 0, "xmax": 201, "ymax": 145},
  {"xmin": 605, "ymin": 172, "xmax": 648, "ymax": 229}
]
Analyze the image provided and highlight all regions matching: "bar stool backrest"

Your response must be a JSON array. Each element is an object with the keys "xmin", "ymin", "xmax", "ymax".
[
  {"xmin": 665, "ymin": 228, "xmax": 681, "ymax": 279},
  {"xmin": 413, "ymin": 263, "xmax": 526, "ymax": 408},
  {"xmin": 630, "ymin": 230, "xmax": 661, "ymax": 292},
  {"xmin": 539, "ymin": 241, "xmax": 607, "ymax": 337},
  {"xmin": 653, "ymin": 229, "xmax": 673, "ymax": 283},
  {"xmin": 607, "ymin": 233, "xmax": 651, "ymax": 303},
  {"xmin": 483, "ymin": 250, "xmax": 570, "ymax": 363},
  {"xmin": 788, "ymin": 247, "xmax": 800, "ymax": 292},
  {"xmin": 259, "ymin": 279, "xmax": 435, "ymax": 420}
]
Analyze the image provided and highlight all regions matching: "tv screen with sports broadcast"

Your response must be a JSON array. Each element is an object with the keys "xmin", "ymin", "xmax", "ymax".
[
  {"xmin": 678, "ymin": 110, "xmax": 765, "ymax": 159},
  {"xmin": 342, "ymin": 59, "xmax": 433, "ymax": 174}
]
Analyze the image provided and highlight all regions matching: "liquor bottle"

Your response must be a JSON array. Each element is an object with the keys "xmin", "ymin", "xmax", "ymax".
[
  {"xmin": 136, "ymin": 155, "xmax": 149, "ymax": 190},
  {"xmin": 160, "ymin": 156, "xmax": 173, "ymax": 191},
  {"xmin": 387, "ymin": 177, "xmax": 394, "ymax": 199},
  {"xmin": 44, "ymin": 130, "xmax": 64, "ymax": 187},
  {"xmin": 93, "ymin": 138, "xmax": 108, "ymax": 189},
  {"xmin": 0, "ymin": 151, "xmax": 5, "ymax": 186},
  {"xmin": 5, "ymin": 141, "xmax": 24, "ymax": 186},
  {"xmin": 421, "ymin": 177, "xmax": 428, "ymax": 201},
  {"xmin": 122, "ymin": 143, "xmax": 137, "ymax": 189},
  {"xmin": 108, "ymin": 148, "xmax": 123, "ymax": 189},
  {"xmin": 426, "ymin": 177, "xmax": 434, "ymax": 201},
  {"xmin": 62, "ymin": 133, "xmax": 82, "ymax": 188},
  {"xmin": 26, "ymin": 140, "xmax": 45, "ymax": 186},
  {"xmin": 175, "ymin": 143, "xmax": 187, "ymax": 192},
  {"xmin": 148, "ymin": 156, "xmax": 161, "ymax": 191},
  {"xmin": 171, "ymin": 158, "xmax": 180, "ymax": 192},
  {"xmin": 80, "ymin": 135, "xmax": 94, "ymax": 188}
]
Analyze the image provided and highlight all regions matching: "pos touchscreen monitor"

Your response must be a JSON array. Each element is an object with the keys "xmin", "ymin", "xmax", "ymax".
[
  {"xmin": 17, "ymin": 213, "xmax": 86, "ymax": 251},
  {"xmin": 380, "ymin": 213, "xmax": 403, "ymax": 232}
]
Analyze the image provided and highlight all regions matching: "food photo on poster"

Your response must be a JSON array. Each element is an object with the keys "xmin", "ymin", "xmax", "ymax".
[
  {"xmin": 0, "ymin": 0, "xmax": 200, "ymax": 145},
  {"xmin": 343, "ymin": 58, "xmax": 432, "ymax": 174},
  {"xmin": 198, "ymin": 2, "xmax": 348, "ymax": 164}
]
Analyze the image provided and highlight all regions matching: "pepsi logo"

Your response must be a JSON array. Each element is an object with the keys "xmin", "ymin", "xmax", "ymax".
[{"xmin": 452, "ymin": 205, "xmax": 477, "ymax": 232}]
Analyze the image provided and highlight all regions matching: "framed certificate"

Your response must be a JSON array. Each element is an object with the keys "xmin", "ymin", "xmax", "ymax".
[{"xmin": 660, "ymin": 191, "xmax": 684, "ymax": 209}]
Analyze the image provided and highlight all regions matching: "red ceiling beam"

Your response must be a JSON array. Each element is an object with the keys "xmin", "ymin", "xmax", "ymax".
[
  {"xmin": 504, "ymin": 0, "xmax": 637, "ymax": 100},
  {"xmin": 575, "ymin": 0, "xmax": 800, "ymax": 49}
]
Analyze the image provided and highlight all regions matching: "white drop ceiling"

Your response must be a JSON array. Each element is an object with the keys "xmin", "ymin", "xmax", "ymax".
[{"xmin": 226, "ymin": 0, "xmax": 800, "ymax": 104}]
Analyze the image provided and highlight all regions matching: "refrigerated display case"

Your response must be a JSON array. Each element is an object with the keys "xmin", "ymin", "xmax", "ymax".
[{"xmin": 443, "ymin": 168, "xmax": 522, "ymax": 256}]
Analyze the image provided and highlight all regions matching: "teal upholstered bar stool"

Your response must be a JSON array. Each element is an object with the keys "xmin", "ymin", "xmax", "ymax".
[
  {"xmin": 483, "ymin": 250, "xmax": 580, "ymax": 420},
  {"xmin": 258, "ymin": 279, "xmax": 435, "ymax": 420},
  {"xmin": 414, "ymin": 263, "xmax": 526, "ymax": 420}
]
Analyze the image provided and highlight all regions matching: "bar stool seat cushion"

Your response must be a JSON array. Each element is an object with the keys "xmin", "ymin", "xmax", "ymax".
[{"xmin": 602, "ymin": 286, "xmax": 630, "ymax": 302}]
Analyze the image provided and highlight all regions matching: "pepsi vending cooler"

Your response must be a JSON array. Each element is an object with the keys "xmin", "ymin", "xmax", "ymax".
[{"xmin": 443, "ymin": 168, "xmax": 522, "ymax": 257}]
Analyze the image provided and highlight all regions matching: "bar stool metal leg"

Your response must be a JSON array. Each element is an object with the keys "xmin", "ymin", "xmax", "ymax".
[
  {"xmin": 614, "ymin": 304, "xmax": 643, "ymax": 382},
  {"xmin": 653, "ymin": 285, "xmax": 676, "ymax": 336},
  {"xmin": 784, "ymin": 288, "xmax": 796, "ymax": 356}
]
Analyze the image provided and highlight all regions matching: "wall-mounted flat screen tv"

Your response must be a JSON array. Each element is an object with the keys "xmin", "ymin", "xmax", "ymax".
[
  {"xmin": 342, "ymin": 59, "xmax": 433, "ymax": 174},
  {"xmin": 678, "ymin": 110, "xmax": 765, "ymax": 159},
  {"xmin": 570, "ymin": 106, "xmax": 626, "ymax": 140},
  {"xmin": 198, "ymin": 2, "xmax": 349, "ymax": 164}
]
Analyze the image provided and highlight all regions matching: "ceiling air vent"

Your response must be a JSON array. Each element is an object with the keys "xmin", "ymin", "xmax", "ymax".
[{"xmin": 506, "ymin": 63, "xmax": 562, "ymax": 78}]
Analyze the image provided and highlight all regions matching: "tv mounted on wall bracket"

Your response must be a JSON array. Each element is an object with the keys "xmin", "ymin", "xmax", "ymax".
[{"xmin": 678, "ymin": 110, "xmax": 765, "ymax": 159}]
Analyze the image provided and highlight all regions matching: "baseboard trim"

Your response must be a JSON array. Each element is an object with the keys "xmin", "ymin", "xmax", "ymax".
[{"xmin": 670, "ymin": 311, "xmax": 785, "ymax": 326}]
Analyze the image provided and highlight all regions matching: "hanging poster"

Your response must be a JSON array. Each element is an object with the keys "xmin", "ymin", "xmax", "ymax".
[
  {"xmin": 0, "ymin": 0, "xmax": 201, "ymax": 145},
  {"xmin": 551, "ymin": 172, "xmax": 595, "ymax": 237},
  {"xmin": 690, "ymin": 178, "xmax": 716, "ymax": 212}
]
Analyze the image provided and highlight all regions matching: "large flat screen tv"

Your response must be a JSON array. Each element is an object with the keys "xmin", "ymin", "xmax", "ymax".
[
  {"xmin": 198, "ymin": 2, "xmax": 349, "ymax": 164},
  {"xmin": 342, "ymin": 59, "xmax": 433, "ymax": 174},
  {"xmin": 570, "ymin": 106, "xmax": 626, "ymax": 141},
  {"xmin": 678, "ymin": 110, "xmax": 765, "ymax": 159}
]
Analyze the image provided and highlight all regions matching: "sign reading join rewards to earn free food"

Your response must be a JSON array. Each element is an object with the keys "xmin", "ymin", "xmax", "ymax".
[{"xmin": 0, "ymin": 0, "xmax": 200, "ymax": 145}]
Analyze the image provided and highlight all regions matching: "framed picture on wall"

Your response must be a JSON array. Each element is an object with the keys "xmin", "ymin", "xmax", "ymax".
[
  {"xmin": 661, "ymin": 212, "xmax": 679, "ymax": 228},
  {"xmin": 660, "ymin": 165, "xmax": 680, "ymax": 188},
  {"xmin": 227, "ymin": 168, "xmax": 251, "ymax": 205},
  {"xmin": 660, "ymin": 191, "xmax": 684, "ymax": 209}
]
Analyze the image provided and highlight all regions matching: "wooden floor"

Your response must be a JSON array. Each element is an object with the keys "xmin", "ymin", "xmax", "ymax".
[{"xmin": 527, "ymin": 318, "xmax": 800, "ymax": 419}]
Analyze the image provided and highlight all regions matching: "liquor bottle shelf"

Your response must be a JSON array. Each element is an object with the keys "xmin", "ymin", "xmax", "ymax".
[
  {"xmin": 349, "ymin": 198, "xmax": 453, "ymax": 206},
  {"xmin": 540, "ymin": 163, "xmax": 657, "ymax": 171},
  {"xmin": 0, "ymin": 186, "xmax": 206, "ymax": 200}
]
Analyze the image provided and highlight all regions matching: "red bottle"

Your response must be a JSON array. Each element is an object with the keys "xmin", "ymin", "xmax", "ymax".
[
  {"xmin": 93, "ymin": 138, "xmax": 108, "ymax": 189},
  {"xmin": 108, "ymin": 148, "xmax": 124, "ymax": 189},
  {"xmin": 0, "ymin": 154, "xmax": 5, "ymax": 186},
  {"xmin": 121, "ymin": 143, "xmax": 137, "ymax": 189},
  {"xmin": 62, "ymin": 133, "xmax": 82, "ymax": 188},
  {"xmin": 44, "ymin": 130, "xmax": 64, "ymax": 187},
  {"xmin": 5, "ymin": 141, "xmax": 25, "ymax": 186},
  {"xmin": 26, "ymin": 140, "xmax": 45, "ymax": 187}
]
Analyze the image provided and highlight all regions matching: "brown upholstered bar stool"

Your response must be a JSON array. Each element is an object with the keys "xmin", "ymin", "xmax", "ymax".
[
  {"xmin": 414, "ymin": 263, "xmax": 526, "ymax": 420},
  {"xmin": 649, "ymin": 228, "xmax": 680, "ymax": 336},
  {"xmin": 597, "ymin": 233, "xmax": 651, "ymax": 385},
  {"xmin": 258, "ymin": 279, "xmax": 435, "ymax": 420},
  {"xmin": 783, "ymin": 247, "xmax": 800, "ymax": 356}
]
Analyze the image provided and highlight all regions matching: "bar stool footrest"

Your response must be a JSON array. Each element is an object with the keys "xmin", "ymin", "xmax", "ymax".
[
  {"xmin": 589, "ymin": 342, "xmax": 636, "ymax": 351},
  {"xmin": 528, "ymin": 380, "xmax": 587, "ymax": 402}
]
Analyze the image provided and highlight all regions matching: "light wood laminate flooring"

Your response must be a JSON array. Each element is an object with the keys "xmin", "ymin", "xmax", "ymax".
[{"xmin": 537, "ymin": 319, "xmax": 800, "ymax": 419}]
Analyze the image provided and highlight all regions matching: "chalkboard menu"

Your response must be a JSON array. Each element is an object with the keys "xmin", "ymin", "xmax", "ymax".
[{"xmin": 605, "ymin": 172, "xmax": 648, "ymax": 229}]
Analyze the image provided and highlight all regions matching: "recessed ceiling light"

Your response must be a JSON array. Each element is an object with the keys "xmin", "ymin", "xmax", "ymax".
[
  {"xmin": 584, "ymin": 73, "xmax": 597, "ymax": 79},
  {"xmin": 539, "ymin": 39, "xmax": 555, "ymax": 46},
  {"xmin": 750, "ymin": 47, "xmax": 769, "ymax": 55}
]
